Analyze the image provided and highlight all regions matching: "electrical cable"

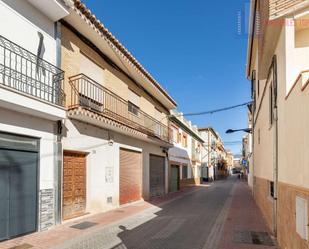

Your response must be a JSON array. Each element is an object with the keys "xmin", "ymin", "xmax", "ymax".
[{"xmin": 176, "ymin": 101, "xmax": 252, "ymax": 117}]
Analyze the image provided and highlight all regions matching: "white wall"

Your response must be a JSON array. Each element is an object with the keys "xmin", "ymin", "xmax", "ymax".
[
  {"xmin": 63, "ymin": 119, "xmax": 167, "ymax": 213},
  {"xmin": 0, "ymin": 107, "xmax": 57, "ymax": 190},
  {"xmin": 285, "ymin": 18, "xmax": 309, "ymax": 94},
  {"xmin": 0, "ymin": 0, "xmax": 57, "ymax": 64}
]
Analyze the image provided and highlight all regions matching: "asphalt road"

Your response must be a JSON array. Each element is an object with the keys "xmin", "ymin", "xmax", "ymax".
[
  {"xmin": 53, "ymin": 176, "xmax": 237, "ymax": 249},
  {"xmin": 113, "ymin": 177, "xmax": 236, "ymax": 249}
]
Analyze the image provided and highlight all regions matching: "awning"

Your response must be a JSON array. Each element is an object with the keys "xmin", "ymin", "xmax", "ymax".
[{"xmin": 168, "ymin": 146, "xmax": 190, "ymax": 164}]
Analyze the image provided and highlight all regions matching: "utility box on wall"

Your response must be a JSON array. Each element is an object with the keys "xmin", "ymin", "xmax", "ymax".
[{"xmin": 296, "ymin": 196, "xmax": 308, "ymax": 241}]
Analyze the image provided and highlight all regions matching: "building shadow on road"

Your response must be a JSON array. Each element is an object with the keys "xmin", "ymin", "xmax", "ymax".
[{"xmin": 109, "ymin": 181, "xmax": 233, "ymax": 249}]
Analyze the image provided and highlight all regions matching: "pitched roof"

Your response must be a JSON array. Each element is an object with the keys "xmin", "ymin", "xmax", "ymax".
[{"xmin": 72, "ymin": 0, "xmax": 177, "ymax": 107}]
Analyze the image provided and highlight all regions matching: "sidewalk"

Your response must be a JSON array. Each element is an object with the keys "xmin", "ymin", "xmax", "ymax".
[
  {"xmin": 218, "ymin": 180, "xmax": 280, "ymax": 249},
  {"xmin": 0, "ymin": 186, "xmax": 200, "ymax": 249},
  {"xmin": 0, "ymin": 181, "xmax": 280, "ymax": 249}
]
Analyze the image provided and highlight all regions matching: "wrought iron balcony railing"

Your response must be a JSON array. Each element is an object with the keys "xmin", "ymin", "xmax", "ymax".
[
  {"xmin": 69, "ymin": 74, "xmax": 171, "ymax": 143},
  {"xmin": 0, "ymin": 35, "xmax": 65, "ymax": 106}
]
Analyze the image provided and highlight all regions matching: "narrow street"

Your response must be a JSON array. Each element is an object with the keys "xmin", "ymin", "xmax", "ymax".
[
  {"xmin": 1, "ymin": 1, "xmax": 309, "ymax": 249},
  {"xmin": 1, "ymin": 177, "xmax": 279, "ymax": 249}
]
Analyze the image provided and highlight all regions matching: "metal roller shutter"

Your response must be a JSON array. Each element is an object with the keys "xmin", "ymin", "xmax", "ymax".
[
  {"xmin": 149, "ymin": 155, "xmax": 165, "ymax": 197},
  {"xmin": 0, "ymin": 133, "xmax": 39, "ymax": 241},
  {"xmin": 119, "ymin": 148, "xmax": 142, "ymax": 205}
]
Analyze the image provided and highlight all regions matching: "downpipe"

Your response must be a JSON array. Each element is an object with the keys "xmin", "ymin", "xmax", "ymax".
[{"xmin": 272, "ymin": 55, "xmax": 279, "ymax": 237}]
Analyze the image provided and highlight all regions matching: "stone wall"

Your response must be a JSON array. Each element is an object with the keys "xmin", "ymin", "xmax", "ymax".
[{"xmin": 39, "ymin": 189, "xmax": 55, "ymax": 231}]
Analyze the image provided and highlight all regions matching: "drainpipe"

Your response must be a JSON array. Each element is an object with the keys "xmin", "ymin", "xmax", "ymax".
[
  {"xmin": 55, "ymin": 21, "xmax": 62, "ymax": 68},
  {"xmin": 251, "ymin": 108, "xmax": 255, "ymax": 198},
  {"xmin": 54, "ymin": 22, "xmax": 63, "ymax": 225},
  {"xmin": 272, "ymin": 55, "xmax": 279, "ymax": 237},
  {"xmin": 165, "ymin": 149, "xmax": 170, "ymax": 194}
]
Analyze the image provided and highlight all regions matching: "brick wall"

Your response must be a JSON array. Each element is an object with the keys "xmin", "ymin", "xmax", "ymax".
[{"xmin": 277, "ymin": 182, "xmax": 309, "ymax": 249}]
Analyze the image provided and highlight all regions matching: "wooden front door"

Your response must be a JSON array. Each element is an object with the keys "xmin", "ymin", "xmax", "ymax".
[{"xmin": 63, "ymin": 151, "xmax": 87, "ymax": 220}]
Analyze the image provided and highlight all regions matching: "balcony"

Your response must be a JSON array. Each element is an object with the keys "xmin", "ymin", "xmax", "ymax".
[
  {"xmin": 68, "ymin": 74, "xmax": 171, "ymax": 143},
  {"xmin": 0, "ymin": 35, "xmax": 65, "ymax": 107}
]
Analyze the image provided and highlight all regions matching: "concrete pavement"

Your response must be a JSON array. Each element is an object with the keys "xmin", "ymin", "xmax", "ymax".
[{"xmin": 0, "ymin": 176, "xmax": 279, "ymax": 249}]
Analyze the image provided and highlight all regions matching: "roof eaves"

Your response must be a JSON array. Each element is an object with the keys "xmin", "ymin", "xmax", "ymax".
[
  {"xmin": 72, "ymin": 0, "xmax": 177, "ymax": 107},
  {"xmin": 170, "ymin": 115, "xmax": 204, "ymax": 143}
]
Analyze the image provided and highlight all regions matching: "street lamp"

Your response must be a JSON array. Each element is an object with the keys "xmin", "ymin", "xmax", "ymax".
[{"xmin": 225, "ymin": 128, "xmax": 252, "ymax": 134}]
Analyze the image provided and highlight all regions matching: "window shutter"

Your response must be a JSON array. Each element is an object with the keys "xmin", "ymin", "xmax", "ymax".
[
  {"xmin": 128, "ymin": 89, "xmax": 140, "ymax": 107},
  {"xmin": 154, "ymin": 108, "xmax": 161, "ymax": 121},
  {"xmin": 80, "ymin": 53, "xmax": 104, "ymax": 84}
]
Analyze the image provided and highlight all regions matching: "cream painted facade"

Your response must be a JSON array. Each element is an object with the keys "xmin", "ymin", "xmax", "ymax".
[
  {"xmin": 198, "ymin": 127, "xmax": 228, "ymax": 181},
  {"xmin": 168, "ymin": 110, "xmax": 204, "ymax": 189},
  {"xmin": 226, "ymin": 150, "xmax": 234, "ymax": 175},
  {"xmin": 59, "ymin": 0, "xmax": 177, "ymax": 221},
  {"xmin": 61, "ymin": 25, "xmax": 169, "ymax": 126},
  {"xmin": 247, "ymin": 0, "xmax": 309, "ymax": 248},
  {"xmin": 0, "ymin": 0, "xmax": 178, "ymax": 239}
]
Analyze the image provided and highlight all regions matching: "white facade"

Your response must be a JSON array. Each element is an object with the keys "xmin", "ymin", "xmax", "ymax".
[
  {"xmin": 169, "ymin": 111, "xmax": 203, "ymax": 182},
  {"xmin": 0, "ymin": 0, "xmax": 70, "ymax": 234},
  {"xmin": 198, "ymin": 128, "xmax": 220, "ymax": 181},
  {"xmin": 63, "ymin": 119, "xmax": 168, "ymax": 213}
]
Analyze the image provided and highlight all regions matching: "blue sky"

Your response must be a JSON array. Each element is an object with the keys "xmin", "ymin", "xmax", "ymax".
[{"xmin": 83, "ymin": 0, "xmax": 251, "ymax": 155}]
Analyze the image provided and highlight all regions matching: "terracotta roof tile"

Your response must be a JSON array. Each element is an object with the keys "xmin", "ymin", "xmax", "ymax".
[{"xmin": 72, "ymin": 0, "xmax": 176, "ymax": 107}]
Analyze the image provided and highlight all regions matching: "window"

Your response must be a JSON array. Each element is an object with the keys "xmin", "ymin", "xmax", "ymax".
[
  {"xmin": 80, "ymin": 52, "xmax": 104, "ymax": 84},
  {"xmin": 154, "ymin": 108, "xmax": 162, "ymax": 121},
  {"xmin": 177, "ymin": 132, "xmax": 182, "ymax": 144},
  {"xmin": 296, "ymin": 196, "xmax": 308, "ymax": 240},
  {"xmin": 258, "ymin": 129, "xmax": 261, "ymax": 145},
  {"xmin": 269, "ymin": 83, "xmax": 274, "ymax": 126},
  {"xmin": 251, "ymin": 70, "xmax": 256, "ymax": 112},
  {"xmin": 257, "ymin": 80, "xmax": 260, "ymax": 96},
  {"xmin": 182, "ymin": 165, "xmax": 188, "ymax": 179},
  {"xmin": 154, "ymin": 108, "xmax": 162, "ymax": 136},
  {"xmin": 128, "ymin": 101, "xmax": 139, "ymax": 116},
  {"xmin": 182, "ymin": 134, "xmax": 188, "ymax": 147},
  {"xmin": 197, "ymin": 144, "xmax": 201, "ymax": 153},
  {"xmin": 172, "ymin": 126, "xmax": 178, "ymax": 143},
  {"xmin": 128, "ymin": 89, "xmax": 140, "ymax": 116},
  {"xmin": 269, "ymin": 181, "xmax": 274, "ymax": 198}
]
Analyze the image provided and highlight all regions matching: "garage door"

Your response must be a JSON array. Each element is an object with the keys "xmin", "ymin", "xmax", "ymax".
[
  {"xmin": 149, "ymin": 155, "xmax": 165, "ymax": 197},
  {"xmin": 170, "ymin": 165, "xmax": 180, "ymax": 193},
  {"xmin": 63, "ymin": 151, "xmax": 87, "ymax": 220},
  {"xmin": 0, "ymin": 134, "xmax": 38, "ymax": 241},
  {"xmin": 119, "ymin": 148, "xmax": 142, "ymax": 205}
]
